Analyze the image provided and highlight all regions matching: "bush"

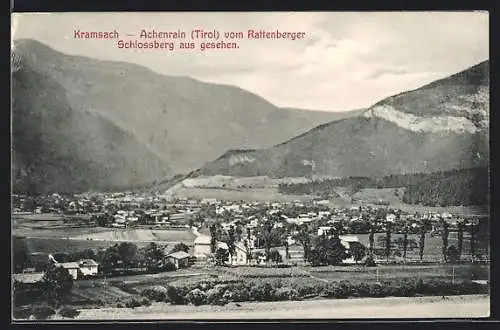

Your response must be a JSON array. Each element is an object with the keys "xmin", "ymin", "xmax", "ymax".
[
  {"xmin": 186, "ymin": 288, "xmax": 207, "ymax": 306},
  {"xmin": 323, "ymin": 281, "xmax": 352, "ymax": 299},
  {"xmin": 364, "ymin": 255, "xmax": 377, "ymax": 267},
  {"xmin": 141, "ymin": 286, "xmax": 168, "ymax": 302},
  {"xmin": 112, "ymin": 281, "xmax": 138, "ymax": 295},
  {"xmin": 166, "ymin": 286, "xmax": 184, "ymax": 305},
  {"xmin": 13, "ymin": 307, "xmax": 31, "ymax": 320},
  {"xmin": 248, "ymin": 282, "xmax": 276, "ymax": 301},
  {"xmin": 125, "ymin": 298, "xmax": 142, "ymax": 308},
  {"xmin": 141, "ymin": 297, "xmax": 152, "ymax": 306},
  {"xmin": 164, "ymin": 261, "xmax": 177, "ymax": 272},
  {"xmin": 58, "ymin": 307, "xmax": 80, "ymax": 319},
  {"xmin": 275, "ymin": 287, "xmax": 300, "ymax": 301},
  {"xmin": 116, "ymin": 302, "xmax": 124, "ymax": 308},
  {"xmin": 30, "ymin": 305, "xmax": 56, "ymax": 320},
  {"xmin": 229, "ymin": 283, "xmax": 250, "ymax": 302},
  {"xmin": 206, "ymin": 284, "xmax": 227, "ymax": 305}
]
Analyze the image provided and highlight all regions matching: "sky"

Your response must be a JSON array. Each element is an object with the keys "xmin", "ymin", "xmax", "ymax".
[{"xmin": 12, "ymin": 12, "xmax": 489, "ymax": 112}]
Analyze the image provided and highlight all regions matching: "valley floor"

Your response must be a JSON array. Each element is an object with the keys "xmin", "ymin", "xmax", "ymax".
[{"xmin": 72, "ymin": 295, "xmax": 489, "ymax": 320}]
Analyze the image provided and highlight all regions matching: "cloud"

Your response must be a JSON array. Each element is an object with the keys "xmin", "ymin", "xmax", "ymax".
[
  {"xmin": 12, "ymin": 12, "xmax": 488, "ymax": 111},
  {"xmin": 366, "ymin": 68, "xmax": 411, "ymax": 80}
]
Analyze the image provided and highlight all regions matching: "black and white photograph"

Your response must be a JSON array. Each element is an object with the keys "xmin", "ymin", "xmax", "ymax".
[{"xmin": 11, "ymin": 11, "xmax": 490, "ymax": 320}]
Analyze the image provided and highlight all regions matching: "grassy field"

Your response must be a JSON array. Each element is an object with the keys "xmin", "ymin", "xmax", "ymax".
[
  {"xmin": 305, "ymin": 264, "xmax": 490, "ymax": 283},
  {"xmin": 24, "ymin": 238, "xmax": 134, "ymax": 254},
  {"xmin": 357, "ymin": 232, "xmax": 489, "ymax": 261},
  {"xmin": 71, "ymin": 229, "xmax": 196, "ymax": 243}
]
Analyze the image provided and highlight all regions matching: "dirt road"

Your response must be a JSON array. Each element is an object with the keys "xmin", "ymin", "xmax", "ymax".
[{"xmin": 75, "ymin": 295, "xmax": 489, "ymax": 320}]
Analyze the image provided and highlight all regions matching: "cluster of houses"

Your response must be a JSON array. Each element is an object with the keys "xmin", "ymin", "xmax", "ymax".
[{"xmin": 12, "ymin": 255, "xmax": 100, "ymax": 284}]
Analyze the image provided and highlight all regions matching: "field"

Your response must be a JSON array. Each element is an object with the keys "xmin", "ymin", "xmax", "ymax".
[
  {"xmin": 13, "ymin": 213, "xmax": 196, "ymax": 256},
  {"xmin": 305, "ymin": 264, "xmax": 490, "ymax": 283},
  {"xmin": 72, "ymin": 229, "xmax": 196, "ymax": 243},
  {"xmin": 358, "ymin": 232, "xmax": 488, "ymax": 261}
]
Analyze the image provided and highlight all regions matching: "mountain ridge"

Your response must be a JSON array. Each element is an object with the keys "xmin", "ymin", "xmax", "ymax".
[
  {"xmin": 12, "ymin": 38, "xmax": 353, "ymax": 175},
  {"xmin": 194, "ymin": 60, "xmax": 489, "ymax": 180}
]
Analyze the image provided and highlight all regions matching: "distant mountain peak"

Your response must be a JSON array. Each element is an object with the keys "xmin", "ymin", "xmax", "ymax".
[{"xmin": 197, "ymin": 61, "xmax": 489, "ymax": 179}]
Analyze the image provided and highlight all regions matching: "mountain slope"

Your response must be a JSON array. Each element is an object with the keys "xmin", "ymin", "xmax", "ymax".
[
  {"xmin": 12, "ymin": 39, "xmax": 349, "ymax": 174},
  {"xmin": 195, "ymin": 61, "xmax": 489, "ymax": 178},
  {"xmin": 11, "ymin": 53, "xmax": 171, "ymax": 194}
]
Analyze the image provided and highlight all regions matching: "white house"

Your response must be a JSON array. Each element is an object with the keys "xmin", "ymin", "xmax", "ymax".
[
  {"xmin": 193, "ymin": 235, "xmax": 212, "ymax": 259},
  {"xmin": 386, "ymin": 214, "xmax": 397, "ymax": 222},
  {"xmin": 166, "ymin": 251, "xmax": 191, "ymax": 269},
  {"xmin": 78, "ymin": 259, "xmax": 99, "ymax": 276},
  {"xmin": 57, "ymin": 262, "xmax": 80, "ymax": 280},
  {"xmin": 229, "ymin": 242, "xmax": 248, "ymax": 265}
]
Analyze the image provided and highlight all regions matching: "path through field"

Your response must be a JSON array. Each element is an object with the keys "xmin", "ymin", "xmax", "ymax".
[{"xmin": 75, "ymin": 295, "xmax": 489, "ymax": 320}]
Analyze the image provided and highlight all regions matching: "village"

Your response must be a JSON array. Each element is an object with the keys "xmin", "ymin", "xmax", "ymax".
[{"xmin": 12, "ymin": 191, "xmax": 489, "ymax": 282}]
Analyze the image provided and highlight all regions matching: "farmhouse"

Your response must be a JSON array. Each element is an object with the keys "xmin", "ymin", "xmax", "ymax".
[
  {"xmin": 78, "ymin": 259, "xmax": 99, "ymax": 276},
  {"xmin": 166, "ymin": 251, "xmax": 191, "ymax": 269},
  {"xmin": 193, "ymin": 235, "xmax": 212, "ymax": 259},
  {"xmin": 12, "ymin": 272, "xmax": 44, "ymax": 285},
  {"xmin": 57, "ymin": 262, "xmax": 80, "ymax": 280}
]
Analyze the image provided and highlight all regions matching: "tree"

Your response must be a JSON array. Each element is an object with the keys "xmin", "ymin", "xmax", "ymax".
[
  {"xmin": 235, "ymin": 225, "xmax": 243, "ymax": 242},
  {"xmin": 227, "ymin": 225, "xmax": 236, "ymax": 260},
  {"xmin": 308, "ymin": 234, "xmax": 347, "ymax": 266},
  {"xmin": 70, "ymin": 248, "xmax": 96, "ymax": 262},
  {"xmin": 40, "ymin": 263, "xmax": 74, "ymax": 307},
  {"xmin": 446, "ymin": 245, "xmax": 460, "ymax": 263},
  {"xmin": 170, "ymin": 242, "xmax": 189, "ymax": 254},
  {"xmin": 243, "ymin": 239, "xmax": 252, "ymax": 264},
  {"xmin": 269, "ymin": 249, "xmax": 283, "ymax": 264},
  {"xmin": 349, "ymin": 241, "xmax": 367, "ymax": 264},
  {"xmin": 13, "ymin": 237, "xmax": 30, "ymax": 273},
  {"xmin": 100, "ymin": 245, "xmax": 120, "ymax": 274},
  {"xmin": 402, "ymin": 227, "xmax": 409, "ymax": 262},
  {"xmin": 385, "ymin": 223, "xmax": 392, "ymax": 261},
  {"xmin": 214, "ymin": 247, "xmax": 229, "ymax": 266},
  {"xmin": 117, "ymin": 242, "xmax": 138, "ymax": 271},
  {"xmin": 263, "ymin": 220, "xmax": 273, "ymax": 261},
  {"xmin": 368, "ymin": 225, "xmax": 375, "ymax": 254},
  {"xmin": 418, "ymin": 226, "xmax": 426, "ymax": 261},
  {"xmin": 284, "ymin": 240, "xmax": 290, "ymax": 259},
  {"xmin": 441, "ymin": 220, "xmax": 449, "ymax": 262},
  {"xmin": 295, "ymin": 224, "xmax": 311, "ymax": 262},
  {"xmin": 145, "ymin": 243, "xmax": 165, "ymax": 271},
  {"xmin": 469, "ymin": 221, "xmax": 477, "ymax": 257},
  {"xmin": 209, "ymin": 224, "xmax": 217, "ymax": 254},
  {"xmin": 457, "ymin": 220, "xmax": 465, "ymax": 260}
]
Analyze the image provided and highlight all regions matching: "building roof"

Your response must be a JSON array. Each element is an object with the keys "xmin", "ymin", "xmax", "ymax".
[
  {"xmin": 217, "ymin": 242, "xmax": 229, "ymax": 250},
  {"xmin": 79, "ymin": 259, "xmax": 99, "ymax": 266},
  {"xmin": 194, "ymin": 235, "xmax": 211, "ymax": 245},
  {"xmin": 167, "ymin": 251, "xmax": 191, "ymax": 259},
  {"xmin": 339, "ymin": 235, "xmax": 360, "ymax": 242},
  {"xmin": 58, "ymin": 262, "xmax": 80, "ymax": 269},
  {"xmin": 12, "ymin": 273, "xmax": 44, "ymax": 284}
]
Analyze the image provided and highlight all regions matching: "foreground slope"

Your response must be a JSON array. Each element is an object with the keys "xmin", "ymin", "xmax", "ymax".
[
  {"xmin": 11, "ymin": 53, "xmax": 171, "ymax": 193},
  {"xmin": 13, "ymin": 39, "xmax": 351, "ymax": 174},
  {"xmin": 196, "ymin": 61, "xmax": 489, "ymax": 178}
]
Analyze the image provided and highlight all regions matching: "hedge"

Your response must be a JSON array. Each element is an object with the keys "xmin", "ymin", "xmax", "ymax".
[{"xmin": 137, "ymin": 278, "xmax": 488, "ymax": 308}]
